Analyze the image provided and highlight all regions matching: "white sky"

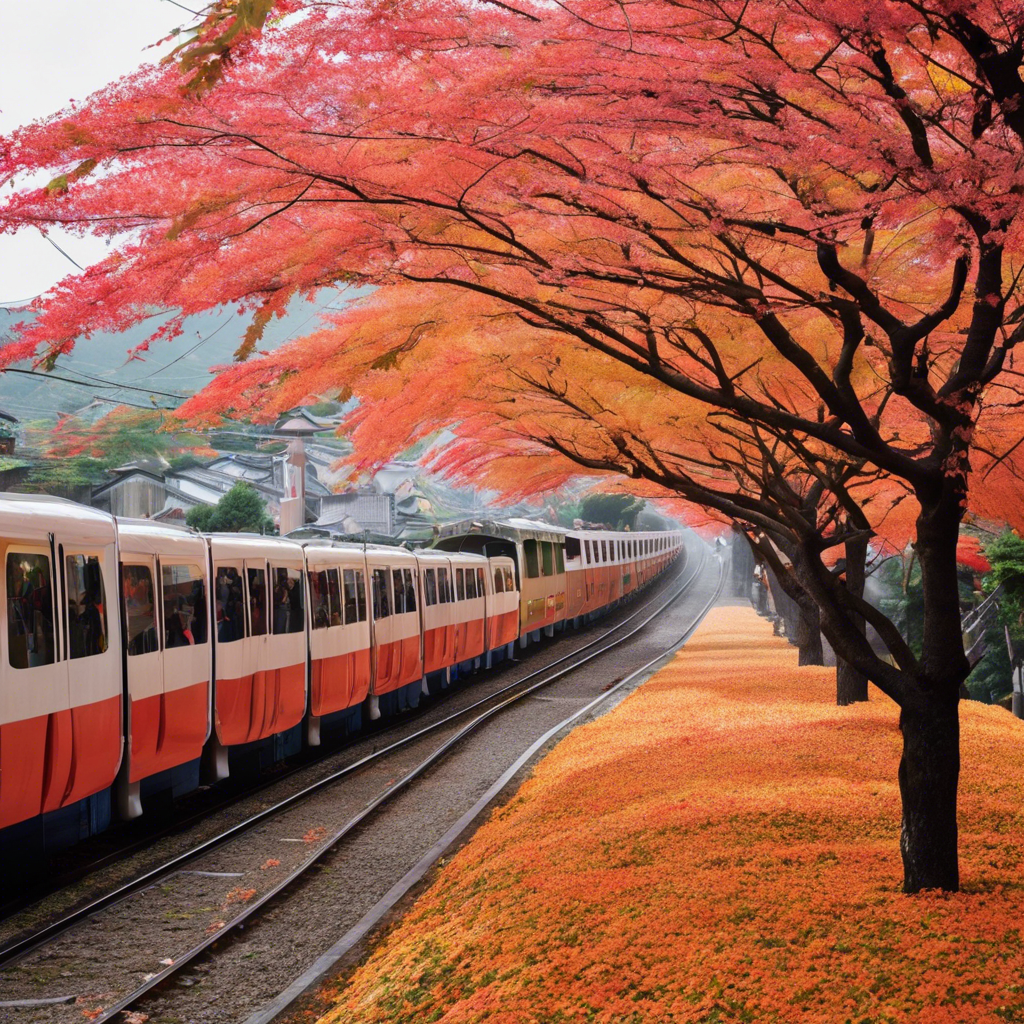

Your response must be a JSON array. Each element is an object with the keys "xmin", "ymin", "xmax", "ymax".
[{"xmin": 1, "ymin": 2, "xmax": 188, "ymax": 305}]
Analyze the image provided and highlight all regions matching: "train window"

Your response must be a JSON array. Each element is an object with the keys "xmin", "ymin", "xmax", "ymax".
[
  {"xmin": 456, "ymin": 568, "xmax": 465, "ymax": 601},
  {"xmin": 215, "ymin": 566, "xmax": 246, "ymax": 643},
  {"xmin": 493, "ymin": 568, "xmax": 504, "ymax": 594},
  {"xmin": 503, "ymin": 566, "xmax": 515, "ymax": 592},
  {"xmin": 66, "ymin": 554, "xmax": 108, "ymax": 659},
  {"xmin": 7, "ymin": 552, "xmax": 56, "ymax": 668},
  {"xmin": 272, "ymin": 567, "xmax": 304, "ymax": 634},
  {"xmin": 162, "ymin": 563, "xmax": 207, "ymax": 648},
  {"xmin": 555, "ymin": 545, "xmax": 564, "ymax": 574},
  {"xmin": 337, "ymin": 569, "xmax": 353, "ymax": 624},
  {"xmin": 392, "ymin": 569, "xmax": 406, "ymax": 614},
  {"xmin": 599, "ymin": 540, "xmax": 607, "ymax": 562},
  {"xmin": 584, "ymin": 539, "xmax": 592, "ymax": 565},
  {"xmin": 465, "ymin": 568, "xmax": 476, "ymax": 600},
  {"xmin": 477, "ymin": 567, "xmax": 485, "ymax": 598},
  {"xmin": 540, "ymin": 542, "xmax": 553, "ymax": 576},
  {"xmin": 372, "ymin": 568, "xmax": 391, "ymax": 619},
  {"xmin": 354, "ymin": 570, "xmax": 367, "ymax": 622},
  {"xmin": 523, "ymin": 540, "xmax": 540, "ymax": 579},
  {"xmin": 437, "ymin": 567, "xmax": 450, "ymax": 604},
  {"xmin": 247, "ymin": 566, "xmax": 268, "ymax": 637},
  {"xmin": 311, "ymin": 570, "xmax": 331, "ymax": 629},
  {"xmin": 124, "ymin": 563, "xmax": 159, "ymax": 656},
  {"xmin": 404, "ymin": 569, "xmax": 417, "ymax": 612},
  {"xmin": 424, "ymin": 568, "xmax": 437, "ymax": 606},
  {"xmin": 565, "ymin": 536, "xmax": 581, "ymax": 562}
]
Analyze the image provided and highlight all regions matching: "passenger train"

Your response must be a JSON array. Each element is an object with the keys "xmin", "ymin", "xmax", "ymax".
[{"xmin": 0, "ymin": 496, "xmax": 683, "ymax": 853}]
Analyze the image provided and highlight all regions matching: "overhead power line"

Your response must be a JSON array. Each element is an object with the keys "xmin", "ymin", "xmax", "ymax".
[{"xmin": 0, "ymin": 366, "xmax": 185, "ymax": 401}]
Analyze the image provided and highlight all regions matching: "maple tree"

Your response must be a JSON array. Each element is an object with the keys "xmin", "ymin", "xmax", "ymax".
[{"xmin": 4, "ymin": 0, "xmax": 1024, "ymax": 892}]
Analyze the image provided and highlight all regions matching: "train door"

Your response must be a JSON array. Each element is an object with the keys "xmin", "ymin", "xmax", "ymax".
[
  {"xmin": 391, "ymin": 564, "xmax": 422, "ymax": 683},
  {"xmin": 59, "ymin": 539, "xmax": 121, "ymax": 807},
  {"xmin": 465, "ymin": 563, "xmax": 486, "ymax": 660},
  {"xmin": 155, "ymin": 558, "xmax": 210, "ymax": 768},
  {"xmin": 3, "ymin": 541, "xmax": 69, "ymax": 824},
  {"xmin": 212, "ymin": 557, "xmax": 251, "ymax": 746},
  {"xmin": 266, "ymin": 559, "xmax": 307, "ymax": 736},
  {"xmin": 122, "ymin": 554, "xmax": 164, "ymax": 773},
  {"xmin": 244, "ymin": 556, "xmax": 271, "ymax": 734},
  {"xmin": 370, "ymin": 563, "xmax": 397, "ymax": 693}
]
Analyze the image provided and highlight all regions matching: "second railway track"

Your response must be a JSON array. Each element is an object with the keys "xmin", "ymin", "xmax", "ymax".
[{"xmin": 0, "ymin": 536, "xmax": 721, "ymax": 1024}]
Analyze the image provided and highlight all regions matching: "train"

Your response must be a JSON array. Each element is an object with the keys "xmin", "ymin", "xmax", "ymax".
[{"xmin": 0, "ymin": 496, "xmax": 684, "ymax": 853}]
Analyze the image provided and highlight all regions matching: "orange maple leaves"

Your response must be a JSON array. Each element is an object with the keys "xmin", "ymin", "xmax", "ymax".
[{"xmin": 320, "ymin": 606, "xmax": 1024, "ymax": 1024}]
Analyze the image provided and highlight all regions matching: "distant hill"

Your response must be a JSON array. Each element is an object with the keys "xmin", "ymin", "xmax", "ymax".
[{"xmin": 0, "ymin": 287, "xmax": 361, "ymax": 423}]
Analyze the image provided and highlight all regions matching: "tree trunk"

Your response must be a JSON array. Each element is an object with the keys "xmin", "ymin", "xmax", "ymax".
[
  {"xmin": 837, "ymin": 533, "xmax": 869, "ymax": 705},
  {"xmin": 897, "ymin": 496, "xmax": 969, "ymax": 892},
  {"xmin": 765, "ymin": 562, "xmax": 824, "ymax": 666},
  {"xmin": 898, "ymin": 700, "xmax": 960, "ymax": 892},
  {"xmin": 837, "ymin": 658, "xmax": 868, "ymax": 704},
  {"xmin": 731, "ymin": 526, "xmax": 756, "ymax": 598},
  {"xmin": 796, "ymin": 601, "xmax": 824, "ymax": 666}
]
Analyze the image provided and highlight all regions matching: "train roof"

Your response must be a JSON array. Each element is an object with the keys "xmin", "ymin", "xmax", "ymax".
[
  {"xmin": 435, "ymin": 517, "xmax": 569, "ymax": 545},
  {"xmin": 0, "ymin": 492, "xmax": 116, "ymax": 544}
]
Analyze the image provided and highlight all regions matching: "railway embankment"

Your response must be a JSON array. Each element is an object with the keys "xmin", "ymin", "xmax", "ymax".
[{"xmin": 304, "ymin": 604, "xmax": 1024, "ymax": 1024}]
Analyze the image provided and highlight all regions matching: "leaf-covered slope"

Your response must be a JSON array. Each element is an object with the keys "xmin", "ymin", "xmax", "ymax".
[{"xmin": 322, "ymin": 605, "xmax": 1024, "ymax": 1023}]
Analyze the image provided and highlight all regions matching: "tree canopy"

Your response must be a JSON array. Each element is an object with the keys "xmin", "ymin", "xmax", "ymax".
[
  {"xmin": 5, "ymin": 0, "xmax": 1024, "ymax": 891},
  {"xmin": 22, "ymin": 406, "xmax": 212, "ymax": 494}
]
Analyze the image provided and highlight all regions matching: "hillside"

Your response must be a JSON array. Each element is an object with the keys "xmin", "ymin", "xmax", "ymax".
[{"xmin": 0, "ymin": 288, "xmax": 359, "ymax": 422}]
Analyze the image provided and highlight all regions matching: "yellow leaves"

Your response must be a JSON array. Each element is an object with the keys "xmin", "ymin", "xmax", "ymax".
[
  {"xmin": 166, "ymin": 193, "xmax": 235, "ymax": 242},
  {"xmin": 45, "ymin": 158, "xmax": 98, "ymax": 197},
  {"xmin": 168, "ymin": 0, "xmax": 279, "ymax": 96},
  {"xmin": 926, "ymin": 62, "xmax": 972, "ymax": 97}
]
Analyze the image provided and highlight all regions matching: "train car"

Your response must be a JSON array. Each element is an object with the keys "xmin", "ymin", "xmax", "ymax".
[
  {"xmin": 434, "ymin": 519, "xmax": 568, "ymax": 646},
  {"xmin": 0, "ymin": 495, "xmax": 122, "ymax": 837},
  {"xmin": 303, "ymin": 542, "xmax": 371, "ymax": 743},
  {"xmin": 0, "ymin": 487, "xmax": 685, "ymax": 857},
  {"xmin": 437, "ymin": 519, "xmax": 685, "ymax": 637},
  {"xmin": 116, "ymin": 519, "xmax": 213, "ymax": 818},
  {"xmin": 206, "ymin": 534, "xmax": 308, "ymax": 778}
]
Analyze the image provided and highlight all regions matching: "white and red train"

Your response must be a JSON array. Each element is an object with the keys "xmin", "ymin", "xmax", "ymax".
[{"xmin": 0, "ymin": 497, "xmax": 683, "ymax": 849}]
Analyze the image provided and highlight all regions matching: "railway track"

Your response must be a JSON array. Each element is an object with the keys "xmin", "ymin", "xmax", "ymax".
[{"xmin": 0, "ymin": 541, "xmax": 721, "ymax": 1024}]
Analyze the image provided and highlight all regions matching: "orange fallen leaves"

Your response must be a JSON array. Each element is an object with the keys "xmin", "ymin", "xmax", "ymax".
[
  {"xmin": 319, "ymin": 605, "xmax": 1024, "ymax": 1024},
  {"xmin": 224, "ymin": 887, "xmax": 257, "ymax": 905},
  {"xmin": 303, "ymin": 826, "xmax": 328, "ymax": 844},
  {"xmin": 261, "ymin": 858, "xmax": 281, "ymax": 870}
]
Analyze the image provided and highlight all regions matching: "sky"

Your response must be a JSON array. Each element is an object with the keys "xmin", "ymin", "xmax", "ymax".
[{"xmin": 0, "ymin": 2, "xmax": 188, "ymax": 305}]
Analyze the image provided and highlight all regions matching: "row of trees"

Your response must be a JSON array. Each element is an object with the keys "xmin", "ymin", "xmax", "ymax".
[{"xmin": 4, "ymin": 0, "xmax": 1024, "ymax": 891}]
